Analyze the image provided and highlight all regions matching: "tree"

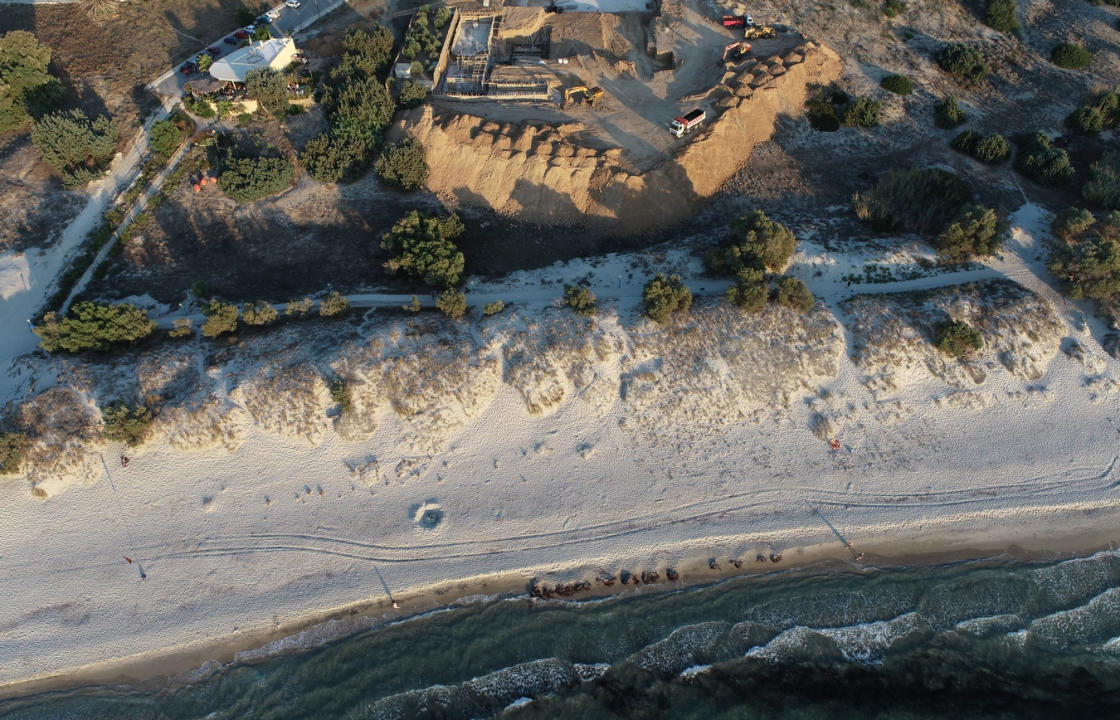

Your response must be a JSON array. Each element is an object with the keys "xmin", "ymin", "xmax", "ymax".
[
  {"xmin": 0, "ymin": 431, "xmax": 27, "ymax": 475},
  {"xmin": 245, "ymin": 68, "xmax": 288, "ymax": 117},
  {"xmin": 197, "ymin": 53, "xmax": 213, "ymax": 72},
  {"xmin": 709, "ymin": 210, "xmax": 798, "ymax": 273},
  {"xmin": 149, "ymin": 119, "xmax": 185, "ymax": 160},
  {"xmin": 201, "ymin": 300, "xmax": 239, "ymax": 337},
  {"xmin": 31, "ymin": 109, "xmax": 118, "ymax": 187},
  {"xmin": 950, "ymin": 129, "xmax": 1009, "ymax": 164},
  {"xmin": 286, "ymin": 297, "xmax": 314, "ymax": 317},
  {"xmin": 1083, "ymin": 150, "xmax": 1120, "ymax": 210},
  {"xmin": 934, "ymin": 96, "xmax": 966, "ymax": 129},
  {"xmin": 852, "ymin": 167, "xmax": 972, "ymax": 234},
  {"xmin": 320, "ymin": 291, "xmax": 350, "ymax": 317},
  {"xmin": 772, "ymin": 276, "xmax": 814, "ymax": 313},
  {"xmin": 642, "ymin": 273, "xmax": 692, "ymax": 323},
  {"xmin": 34, "ymin": 302, "xmax": 156, "ymax": 352},
  {"xmin": 841, "ymin": 96, "xmax": 881, "ymax": 127},
  {"xmin": 323, "ymin": 75, "xmax": 395, "ymax": 150},
  {"xmin": 984, "ymin": 0, "xmax": 1019, "ymax": 33},
  {"xmin": 381, "ymin": 211, "xmax": 465, "ymax": 289},
  {"xmin": 1015, "ymin": 132, "xmax": 1074, "ymax": 186},
  {"xmin": 934, "ymin": 205, "xmax": 1007, "ymax": 262},
  {"xmin": 101, "ymin": 402, "xmax": 154, "ymax": 446},
  {"xmin": 219, "ymin": 152, "xmax": 294, "ymax": 202},
  {"xmin": 341, "ymin": 26, "xmax": 395, "ymax": 77},
  {"xmin": 375, "ymin": 138, "xmax": 429, "ymax": 190},
  {"xmin": 234, "ymin": 7, "xmax": 256, "ymax": 25},
  {"xmin": 935, "ymin": 44, "xmax": 989, "ymax": 82},
  {"xmin": 399, "ymin": 79, "xmax": 431, "ymax": 107},
  {"xmin": 437, "ymin": 289, "xmax": 467, "ymax": 320},
  {"xmin": 563, "ymin": 283, "xmax": 597, "ymax": 317},
  {"xmin": 242, "ymin": 300, "xmax": 279, "ymax": 326},
  {"xmin": 1051, "ymin": 207, "xmax": 1095, "ymax": 243},
  {"xmin": 301, "ymin": 132, "xmax": 368, "ymax": 184},
  {"xmin": 1051, "ymin": 43, "xmax": 1091, "ymax": 70},
  {"xmin": 727, "ymin": 267, "xmax": 768, "ymax": 312},
  {"xmin": 0, "ymin": 30, "xmax": 62, "ymax": 131},
  {"xmin": 1049, "ymin": 216, "xmax": 1120, "ymax": 300},
  {"xmin": 935, "ymin": 320, "xmax": 983, "ymax": 357}
]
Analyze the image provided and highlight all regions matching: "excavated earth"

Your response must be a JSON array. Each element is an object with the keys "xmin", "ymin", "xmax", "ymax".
[{"xmin": 389, "ymin": 41, "xmax": 842, "ymax": 233}]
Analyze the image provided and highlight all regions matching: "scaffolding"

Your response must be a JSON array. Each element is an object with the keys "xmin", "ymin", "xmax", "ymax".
[{"xmin": 444, "ymin": 13, "xmax": 500, "ymax": 96}]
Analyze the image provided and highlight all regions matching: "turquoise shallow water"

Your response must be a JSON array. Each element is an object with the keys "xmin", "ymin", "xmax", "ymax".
[{"xmin": 5, "ymin": 551, "xmax": 1120, "ymax": 719}]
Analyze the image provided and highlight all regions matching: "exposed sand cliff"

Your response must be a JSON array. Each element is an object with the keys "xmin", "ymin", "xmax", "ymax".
[{"xmin": 391, "ymin": 41, "xmax": 842, "ymax": 232}]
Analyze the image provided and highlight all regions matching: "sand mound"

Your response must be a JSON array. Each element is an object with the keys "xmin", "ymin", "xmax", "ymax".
[
  {"xmin": 394, "ymin": 41, "xmax": 841, "ymax": 232},
  {"xmin": 622, "ymin": 300, "xmax": 844, "ymax": 437},
  {"xmin": 842, "ymin": 280, "xmax": 1064, "ymax": 397}
]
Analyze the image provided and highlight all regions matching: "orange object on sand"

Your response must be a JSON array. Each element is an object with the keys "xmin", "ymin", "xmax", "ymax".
[
  {"xmin": 830, "ymin": 439, "xmax": 841, "ymax": 451},
  {"xmin": 193, "ymin": 183, "xmax": 200, "ymax": 192}
]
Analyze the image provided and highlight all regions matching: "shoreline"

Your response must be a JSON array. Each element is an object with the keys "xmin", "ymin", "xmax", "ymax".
[{"xmin": 4, "ymin": 507, "xmax": 1120, "ymax": 703}]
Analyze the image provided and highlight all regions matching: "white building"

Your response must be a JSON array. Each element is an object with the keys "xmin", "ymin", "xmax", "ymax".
[{"xmin": 208, "ymin": 38, "xmax": 298, "ymax": 83}]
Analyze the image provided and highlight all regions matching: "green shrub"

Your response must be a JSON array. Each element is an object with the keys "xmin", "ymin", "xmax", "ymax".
[
  {"xmin": 186, "ymin": 95, "xmax": 215, "ymax": 118},
  {"xmin": 286, "ymin": 297, "xmax": 314, "ymax": 317},
  {"xmin": 1049, "ymin": 214, "xmax": 1120, "ymax": 299},
  {"xmin": 376, "ymin": 139, "xmax": 429, "ymax": 190},
  {"xmin": 0, "ymin": 31, "xmax": 63, "ymax": 132},
  {"xmin": 935, "ymin": 44, "xmax": 989, "ymax": 82},
  {"xmin": 219, "ymin": 152, "xmax": 294, "ymax": 202},
  {"xmin": 149, "ymin": 119, "xmax": 185, "ymax": 160},
  {"xmin": 330, "ymin": 379, "xmax": 351, "ymax": 412},
  {"xmin": 727, "ymin": 267, "xmax": 769, "ymax": 312},
  {"xmin": 934, "ymin": 96, "xmax": 966, "ymax": 129},
  {"xmin": 880, "ymin": 74, "xmax": 913, "ymax": 95},
  {"xmin": 1051, "ymin": 43, "xmax": 1091, "ymax": 70},
  {"xmin": 101, "ymin": 402, "xmax": 154, "ymax": 446},
  {"xmin": 399, "ymin": 80, "xmax": 431, "ymax": 107},
  {"xmin": 950, "ymin": 129, "xmax": 1010, "ymax": 164},
  {"xmin": 34, "ymin": 302, "xmax": 156, "ymax": 353},
  {"xmin": 403, "ymin": 295, "xmax": 422, "ymax": 312},
  {"xmin": 0, "ymin": 431, "xmax": 27, "ymax": 475},
  {"xmin": 437, "ymin": 289, "xmax": 467, "ymax": 320},
  {"xmin": 1014, "ymin": 132, "xmax": 1074, "ymax": 186},
  {"xmin": 381, "ymin": 210, "xmax": 465, "ymax": 289},
  {"xmin": 1068, "ymin": 105, "xmax": 1104, "ymax": 135},
  {"xmin": 201, "ymin": 300, "xmax": 239, "ymax": 337},
  {"xmin": 1083, "ymin": 150, "xmax": 1120, "ymax": 209},
  {"xmin": 882, "ymin": 0, "xmax": 906, "ymax": 18},
  {"xmin": 320, "ymin": 291, "xmax": 350, "ymax": 317},
  {"xmin": 642, "ymin": 273, "xmax": 692, "ymax": 323},
  {"xmin": 169, "ymin": 317, "xmax": 192, "ymax": 338},
  {"xmin": 322, "ymin": 71, "xmax": 395, "ymax": 152},
  {"xmin": 197, "ymin": 54, "xmax": 213, "ymax": 72},
  {"xmin": 806, "ymin": 88, "xmax": 845, "ymax": 132},
  {"xmin": 482, "ymin": 300, "xmax": 505, "ymax": 317},
  {"xmin": 31, "ymin": 110, "xmax": 118, "ymax": 187},
  {"xmin": 841, "ymin": 96, "xmax": 881, "ymax": 127},
  {"xmin": 935, "ymin": 320, "xmax": 983, "ymax": 357},
  {"xmin": 251, "ymin": 25, "xmax": 271, "ymax": 42},
  {"xmin": 1051, "ymin": 207, "xmax": 1095, "ymax": 242},
  {"xmin": 286, "ymin": 103, "xmax": 305, "ymax": 116},
  {"xmin": 708, "ymin": 210, "xmax": 798, "ymax": 273},
  {"xmin": 934, "ymin": 205, "xmax": 1007, "ymax": 262},
  {"xmin": 563, "ymin": 283, "xmax": 597, "ymax": 317},
  {"xmin": 241, "ymin": 300, "xmax": 279, "ymax": 326},
  {"xmin": 772, "ymin": 276, "xmax": 814, "ymax": 313},
  {"xmin": 301, "ymin": 132, "xmax": 368, "ymax": 184},
  {"xmin": 190, "ymin": 280, "xmax": 210, "ymax": 298},
  {"xmin": 984, "ymin": 0, "xmax": 1019, "ymax": 33},
  {"xmin": 852, "ymin": 167, "xmax": 972, "ymax": 234},
  {"xmin": 234, "ymin": 8, "xmax": 255, "ymax": 25}
]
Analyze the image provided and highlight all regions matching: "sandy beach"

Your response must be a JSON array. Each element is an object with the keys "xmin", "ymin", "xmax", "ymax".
[{"xmin": 3, "ymin": 203, "xmax": 1120, "ymax": 700}]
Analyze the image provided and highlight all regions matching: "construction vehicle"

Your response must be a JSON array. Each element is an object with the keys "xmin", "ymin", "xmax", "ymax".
[
  {"xmin": 562, "ymin": 85, "xmax": 604, "ymax": 108},
  {"xmin": 718, "ymin": 41, "xmax": 752, "ymax": 65},
  {"xmin": 721, "ymin": 14, "xmax": 754, "ymax": 28},
  {"xmin": 669, "ymin": 108, "xmax": 705, "ymax": 138},
  {"xmin": 744, "ymin": 24, "xmax": 777, "ymax": 39}
]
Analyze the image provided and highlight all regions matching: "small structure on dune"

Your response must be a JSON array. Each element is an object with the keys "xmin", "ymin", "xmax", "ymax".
[{"xmin": 209, "ymin": 38, "xmax": 299, "ymax": 83}]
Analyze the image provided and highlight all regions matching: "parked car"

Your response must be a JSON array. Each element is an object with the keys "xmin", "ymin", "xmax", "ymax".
[
  {"xmin": 223, "ymin": 36, "xmax": 238, "ymax": 45},
  {"xmin": 179, "ymin": 62, "xmax": 196, "ymax": 75},
  {"xmin": 256, "ymin": 15, "xmax": 271, "ymax": 25},
  {"xmin": 285, "ymin": 0, "xmax": 301, "ymax": 8},
  {"xmin": 233, "ymin": 29, "xmax": 250, "ymax": 39},
  {"xmin": 206, "ymin": 46, "xmax": 221, "ymax": 56},
  {"xmin": 266, "ymin": 8, "xmax": 281, "ymax": 19}
]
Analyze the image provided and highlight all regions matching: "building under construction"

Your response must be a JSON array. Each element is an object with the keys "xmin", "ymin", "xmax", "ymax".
[{"xmin": 434, "ymin": 8, "xmax": 555, "ymax": 99}]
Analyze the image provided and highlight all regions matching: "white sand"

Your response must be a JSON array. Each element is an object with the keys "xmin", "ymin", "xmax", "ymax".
[{"xmin": 3, "ymin": 203, "xmax": 1120, "ymax": 692}]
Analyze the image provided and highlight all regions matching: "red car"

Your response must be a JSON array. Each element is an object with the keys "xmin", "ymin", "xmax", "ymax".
[
  {"xmin": 179, "ymin": 62, "xmax": 196, "ymax": 75},
  {"xmin": 233, "ymin": 29, "xmax": 249, "ymax": 39},
  {"xmin": 206, "ymin": 46, "xmax": 221, "ymax": 56}
]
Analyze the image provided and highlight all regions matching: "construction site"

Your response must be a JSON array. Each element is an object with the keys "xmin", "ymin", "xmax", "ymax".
[{"xmin": 390, "ymin": 0, "xmax": 836, "ymax": 231}]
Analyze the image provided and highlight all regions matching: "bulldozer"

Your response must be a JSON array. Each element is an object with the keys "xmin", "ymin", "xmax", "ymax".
[
  {"xmin": 718, "ymin": 41, "xmax": 752, "ymax": 65},
  {"xmin": 744, "ymin": 24, "xmax": 777, "ymax": 39},
  {"xmin": 562, "ymin": 85, "xmax": 604, "ymax": 109}
]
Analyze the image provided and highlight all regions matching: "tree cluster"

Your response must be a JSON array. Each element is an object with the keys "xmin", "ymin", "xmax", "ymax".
[
  {"xmin": 983, "ymin": 0, "xmax": 1019, "ymax": 33},
  {"xmin": 852, "ymin": 167, "xmax": 972, "ymax": 234},
  {"xmin": 375, "ymin": 138, "xmax": 429, "ymax": 190},
  {"xmin": 934, "ymin": 205, "xmax": 1008, "ymax": 263},
  {"xmin": 1067, "ymin": 91, "xmax": 1119, "ymax": 135},
  {"xmin": 245, "ymin": 68, "xmax": 289, "ymax": 118},
  {"xmin": 1049, "ymin": 210, "xmax": 1120, "ymax": 300},
  {"xmin": 1014, "ymin": 132, "xmax": 1074, "ymax": 186},
  {"xmin": 707, "ymin": 210, "xmax": 798, "ymax": 274},
  {"xmin": 218, "ymin": 149, "xmax": 294, "ymax": 202},
  {"xmin": 31, "ymin": 109, "xmax": 118, "ymax": 187},
  {"xmin": 381, "ymin": 211, "xmax": 466, "ymax": 290},
  {"xmin": 0, "ymin": 31, "xmax": 64, "ymax": 132},
  {"xmin": 563, "ymin": 283, "xmax": 597, "ymax": 317},
  {"xmin": 642, "ymin": 274, "xmax": 692, "ymax": 323},
  {"xmin": 950, "ymin": 129, "xmax": 1010, "ymax": 164},
  {"xmin": 935, "ymin": 44, "xmax": 989, "ymax": 82},
  {"xmin": 34, "ymin": 302, "xmax": 156, "ymax": 353}
]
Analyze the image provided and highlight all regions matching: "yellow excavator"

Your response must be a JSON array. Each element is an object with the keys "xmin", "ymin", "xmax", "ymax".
[
  {"xmin": 562, "ymin": 85, "xmax": 604, "ymax": 108},
  {"xmin": 744, "ymin": 25, "xmax": 777, "ymax": 39}
]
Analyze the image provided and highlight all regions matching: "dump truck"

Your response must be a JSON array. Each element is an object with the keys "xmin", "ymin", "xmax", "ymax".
[
  {"xmin": 721, "ymin": 14, "xmax": 753, "ymax": 28},
  {"xmin": 669, "ymin": 109, "xmax": 705, "ymax": 137}
]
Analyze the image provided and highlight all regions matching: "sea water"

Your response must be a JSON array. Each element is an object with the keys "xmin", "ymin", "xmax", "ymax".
[{"xmin": 5, "ymin": 551, "xmax": 1120, "ymax": 719}]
